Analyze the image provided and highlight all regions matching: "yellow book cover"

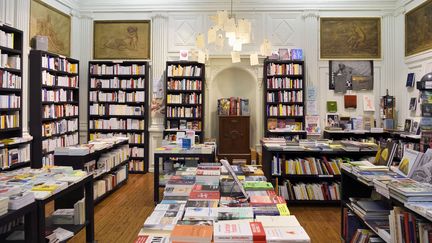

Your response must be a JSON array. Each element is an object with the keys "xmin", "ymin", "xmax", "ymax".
[
  {"xmin": 276, "ymin": 204, "xmax": 290, "ymax": 216},
  {"xmin": 32, "ymin": 184, "xmax": 58, "ymax": 192},
  {"xmin": 295, "ymin": 161, "xmax": 301, "ymax": 174}
]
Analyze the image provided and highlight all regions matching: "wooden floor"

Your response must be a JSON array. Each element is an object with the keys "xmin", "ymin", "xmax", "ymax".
[{"xmin": 69, "ymin": 174, "xmax": 341, "ymax": 243}]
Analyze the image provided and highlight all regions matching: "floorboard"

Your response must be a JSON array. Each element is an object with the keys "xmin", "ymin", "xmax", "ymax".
[{"xmin": 68, "ymin": 174, "xmax": 341, "ymax": 243}]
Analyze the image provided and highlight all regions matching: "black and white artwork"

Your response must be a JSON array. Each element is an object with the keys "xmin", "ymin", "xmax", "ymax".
[{"xmin": 329, "ymin": 60, "xmax": 373, "ymax": 90}]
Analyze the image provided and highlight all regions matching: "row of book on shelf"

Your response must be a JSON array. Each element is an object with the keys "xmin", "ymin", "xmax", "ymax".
[
  {"xmin": 166, "ymin": 120, "xmax": 202, "ymax": 131},
  {"xmin": 89, "ymin": 91, "xmax": 145, "ymax": 103},
  {"xmin": 42, "ymin": 104, "xmax": 78, "ymax": 119},
  {"xmin": 266, "ymin": 90, "xmax": 303, "ymax": 103},
  {"xmin": 0, "ymin": 114, "xmax": 19, "ymax": 129},
  {"xmin": 0, "ymin": 70, "xmax": 21, "ymax": 89},
  {"xmin": 0, "ymin": 166, "xmax": 88, "ymax": 242},
  {"xmin": 267, "ymin": 118, "xmax": 303, "ymax": 132},
  {"xmin": 41, "ymin": 89, "xmax": 75, "ymax": 103},
  {"xmin": 266, "ymin": 77, "xmax": 303, "ymax": 89},
  {"xmin": 272, "ymin": 156, "xmax": 343, "ymax": 176},
  {"xmin": 42, "ymin": 118, "xmax": 78, "ymax": 137},
  {"xmin": 42, "ymin": 55, "xmax": 78, "ymax": 74},
  {"xmin": 89, "ymin": 118, "xmax": 145, "ymax": 130},
  {"xmin": 0, "ymin": 94, "xmax": 20, "ymax": 108},
  {"xmin": 89, "ymin": 132, "xmax": 146, "ymax": 144},
  {"xmin": 278, "ymin": 180, "xmax": 341, "ymax": 201},
  {"xmin": 89, "ymin": 104, "xmax": 144, "ymax": 116},
  {"xmin": 266, "ymin": 63, "xmax": 302, "ymax": 76},
  {"xmin": 0, "ymin": 53, "xmax": 20, "ymax": 69},
  {"xmin": 217, "ymin": 97, "xmax": 249, "ymax": 116},
  {"xmin": 140, "ymin": 161, "xmax": 310, "ymax": 242},
  {"xmin": 266, "ymin": 104, "xmax": 303, "ymax": 116},
  {"xmin": 166, "ymin": 106, "xmax": 202, "ymax": 118},
  {"xmin": 167, "ymin": 65, "xmax": 202, "ymax": 77},
  {"xmin": 42, "ymin": 133, "xmax": 79, "ymax": 166},
  {"xmin": 166, "ymin": 93, "xmax": 202, "ymax": 104},
  {"xmin": 90, "ymin": 64, "xmax": 145, "ymax": 75},
  {"xmin": 0, "ymin": 30, "xmax": 14, "ymax": 49},
  {"xmin": 93, "ymin": 165, "xmax": 128, "ymax": 200},
  {"xmin": 0, "ymin": 143, "xmax": 30, "ymax": 170},
  {"xmin": 167, "ymin": 79, "xmax": 202, "ymax": 91},
  {"xmin": 42, "ymin": 71, "xmax": 78, "ymax": 88},
  {"xmin": 90, "ymin": 77, "xmax": 146, "ymax": 89}
]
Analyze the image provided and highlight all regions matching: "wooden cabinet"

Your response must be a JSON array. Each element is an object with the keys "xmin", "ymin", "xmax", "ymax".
[{"xmin": 218, "ymin": 116, "xmax": 250, "ymax": 163}]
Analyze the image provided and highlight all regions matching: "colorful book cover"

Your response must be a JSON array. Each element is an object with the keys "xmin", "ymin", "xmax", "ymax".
[
  {"xmin": 406, "ymin": 73, "xmax": 415, "ymax": 87},
  {"xmin": 326, "ymin": 101, "xmax": 337, "ymax": 113}
]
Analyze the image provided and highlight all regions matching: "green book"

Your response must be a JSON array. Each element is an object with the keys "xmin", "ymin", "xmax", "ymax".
[
  {"xmin": 327, "ymin": 101, "xmax": 337, "ymax": 113},
  {"xmin": 243, "ymin": 181, "xmax": 274, "ymax": 191}
]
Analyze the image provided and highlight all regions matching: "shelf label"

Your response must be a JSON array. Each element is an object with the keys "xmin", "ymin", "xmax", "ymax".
[{"xmin": 318, "ymin": 175, "xmax": 333, "ymax": 178}]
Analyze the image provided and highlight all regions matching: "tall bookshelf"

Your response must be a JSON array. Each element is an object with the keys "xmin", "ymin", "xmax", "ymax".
[
  {"xmin": 164, "ymin": 61, "xmax": 205, "ymax": 143},
  {"xmin": 0, "ymin": 25, "xmax": 32, "ymax": 171},
  {"xmin": 88, "ymin": 61, "xmax": 149, "ymax": 174},
  {"xmin": 263, "ymin": 59, "xmax": 306, "ymax": 139},
  {"xmin": 29, "ymin": 50, "xmax": 80, "ymax": 168}
]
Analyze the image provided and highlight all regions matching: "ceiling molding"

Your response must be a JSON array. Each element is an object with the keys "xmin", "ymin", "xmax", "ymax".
[{"xmin": 77, "ymin": 0, "xmax": 398, "ymax": 12}]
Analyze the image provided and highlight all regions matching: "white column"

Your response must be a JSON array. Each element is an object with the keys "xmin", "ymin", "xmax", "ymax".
[
  {"xmin": 302, "ymin": 11, "xmax": 319, "ymax": 89},
  {"xmin": 77, "ymin": 11, "xmax": 93, "ymax": 143},
  {"xmin": 381, "ymin": 12, "xmax": 398, "ymax": 125},
  {"xmin": 15, "ymin": 0, "xmax": 30, "ymax": 135},
  {"xmin": 70, "ymin": 9, "xmax": 81, "ymax": 60},
  {"xmin": 393, "ymin": 7, "xmax": 407, "ymax": 127},
  {"xmin": 148, "ymin": 13, "xmax": 168, "ymax": 172}
]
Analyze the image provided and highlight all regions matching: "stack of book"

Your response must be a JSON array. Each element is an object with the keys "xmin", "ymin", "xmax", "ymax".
[
  {"xmin": 0, "ymin": 197, "xmax": 8, "ymax": 216},
  {"xmin": 51, "ymin": 198, "xmax": 85, "ymax": 225},
  {"xmin": 137, "ymin": 163, "xmax": 311, "ymax": 242}
]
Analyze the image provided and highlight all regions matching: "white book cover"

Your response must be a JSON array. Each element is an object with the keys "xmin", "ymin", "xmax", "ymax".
[
  {"xmin": 183, "ymin": 207, "xmax": 216, "ymax": 221},
  {"xmin": 397, "ymin": 148, "xmax": 423, "ymax": 177},
  {"xmin": 154, "ymin": 203, "xmax": 185, "ymax": 212},
  {"xmin": 255, "ymin": 216, "xmax": 301, "ymax": 228},
  {"xmin": 213, "ymin": 221, "xmax": 253, "ymax": 241},
  {"xmin": 265, "ymin": 226, "xmax": 311, "ymax": 243}
]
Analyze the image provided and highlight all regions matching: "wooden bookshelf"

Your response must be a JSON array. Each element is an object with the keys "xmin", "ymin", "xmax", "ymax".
[
  {"xmin": 263, "ymin": 59, "xmax": 306, "ymax": 139},
  {"xmin": 0, "ymin": 25, "xmax": 23, "ymax": 140},
  {"xmin": 164, "ymin": 61, "xmax": 205, "ymax": 143},
  {"xmin": 29, "ymin": 50, "xmax": 80, "ymax": 168},
  {"xmin": 88, "ymin": 61, "xmax": 149, "ymax": 174}
]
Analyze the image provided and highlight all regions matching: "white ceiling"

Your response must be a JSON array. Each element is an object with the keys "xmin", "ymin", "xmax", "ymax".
[{"xmin": 73, "ymin": 0, "xmax": 403, "ymax": 12}]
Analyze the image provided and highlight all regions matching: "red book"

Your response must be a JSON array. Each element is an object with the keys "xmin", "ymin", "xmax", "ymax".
[
  {"xmin": 189, "ymin": 191, "xmax": 220, "ymax": 201},
  {"xmin": 250, "ymin": 196, "xmax": 273, "ymax": 206},
  {"xmin": 134, "ymin": 235, "xmax": 148, "ymax": 243},
  {"xmin": 404, "ymin": 212, "xmax": 410, "ymax": 243},
  {"xmin": 249, "ymin": 222, "xmax": 266, "ymax": 242},
  {"xmin": 192, "ymin": 184, "xmax": 219, "ymax": 192}
]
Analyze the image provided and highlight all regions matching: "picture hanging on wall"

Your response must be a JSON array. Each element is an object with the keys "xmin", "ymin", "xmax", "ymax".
[
  {"xmin": 30, "ymin": 0, "xmax": 71, "ymax": 56},
  {"xmin": 329, "ymin": 60, "xmax": 373, "ymax": 90},
  {"xmin": 93, "ymin": 20, "xmax": 151, "ymax": 59},
  {"xmin": 405, "ymin": 0, "xmax": 432, "ymax": 56},
  {"xmin": 320, "ymin": 17, "xmax": 381, "ymax": 59}
]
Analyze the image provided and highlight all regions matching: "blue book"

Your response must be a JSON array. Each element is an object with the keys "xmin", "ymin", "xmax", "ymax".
[{"xmin": 406, "ymin": 73, "xmax": 415, "ymax": 87}]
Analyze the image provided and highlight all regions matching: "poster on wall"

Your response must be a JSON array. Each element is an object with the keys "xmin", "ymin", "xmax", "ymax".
[
  {"xmin": 320, "ymin": 17, "xmax": 381, "ymax": 59},
  {"xmin": 151, "ymin": 74, "xmax": 165, "ymax": 119},
  {"xmin": 30, "ymin": 0, "xmax": 71, "ymax": 56},
  {"xmin": 405, "ymin": 0, "xmax": 432, "ymax": 56},
  {"xmin": 93, "ymin": 20, "xmax": 151, "ymax": 59},
  {"xmin": 329, "ymin": 60, "xmax": 373, "ymax": 90}
]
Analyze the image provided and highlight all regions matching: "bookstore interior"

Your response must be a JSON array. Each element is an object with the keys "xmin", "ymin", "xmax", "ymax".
[{"xmin": 2, "ymin": 0, "xmax": 432, "ymax": 242}]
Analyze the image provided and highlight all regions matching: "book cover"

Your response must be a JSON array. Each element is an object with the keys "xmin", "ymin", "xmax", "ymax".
[
  {"xmin": 256, "ymin": 215, "xmax": 301, "ymax": 228},
  {"xmin": 327, "ymin": 101, "xmax": 337, "ymax": 113},
  {"xmin": 344, "ymin": 95, "xmax": 357, "ymax": 109},
  {"xmin": 192, "ymin": 184, "xmax": 219, "ymax": 192},
  {"xmin": 278, "ymin": 48, "xmax": 289, "ymax": 60},
  {"xmin": 406, "ymin": 73, "xmax": 415, "ymax": 87},
  {"xmin": 170, "ymin": 225, "xmax": 213, "ymax": 242},
  {"xmin": 397, "ymin": 149, "xmax": 423, "ymax": 177},
  {"xmin": 422, "ymin": 104, "xmax": 432, "ymax": 117},
  {"xmin": 409, "ymin": 98, "xmax": 417, "ymax": 111},
  {"xmin": 249, "ymin": 222, "xmax": 266, "ymax": 241},
  {"xmin": 264, "ymin": 226, "xmax": 310, "ymax": 242},
  {"xmin": 267, "ymin": 118, "xmax": 277, "ymax": 131},
  {"xmin": 363, "ymin": 95, "xmax": 375, "ymax": 111},
  {"xmin": 352, "ymin": 75, "xmax": 373, "ymax": 90},
  {"xmin": 290, "ymin": 49, "xmax": 303, "ymax": 61},
  {"xmin": 189, "ymin": 191, "xmax": 220, "ymax": 201},
  {"xmin": 183, "ymin": 207, "xmax": 216, "ymax": 221},
  {"xmin": 185, "ymin": 200, "xmax": 219, "ymax": 208},
  {"xmin": 404, "ymin": 119, "xmax": 412, "ymax": 132},
  {"xmin": 326, "ymin": 114, "xmax": 340, "ymax": 127},
  {"xmin": 213, "ymin": 221, "xmax": 253, "ymax": 241}
]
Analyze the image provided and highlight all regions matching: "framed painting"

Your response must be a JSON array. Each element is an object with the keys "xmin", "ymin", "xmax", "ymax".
[
  {"xmin": 405, "ymin": 0, "xmax": 432, "ymax": 56},
  {"xmin": 93, "ymin": 20, "xmax": 151, "ymax": 59},
  {"xmin": 329, "ymin": 60, "xmax": 373, "ymax": 91},
  {"xmin": 30, "ymin": 0, "xmax": 71, "ymax": 56},
  {"xmin": 320, "ymin": 18, "xmax": 381, "ymax": 59}
]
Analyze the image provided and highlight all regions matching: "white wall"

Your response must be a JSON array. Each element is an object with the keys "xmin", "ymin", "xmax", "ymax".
[{"xmin": 8, "ymin": 0, "xmax": 432, "ymax": 170}]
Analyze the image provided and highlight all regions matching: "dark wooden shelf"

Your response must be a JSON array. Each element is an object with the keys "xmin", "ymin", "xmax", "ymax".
[
  {"xmin": 88, "ymin": 101, "xmax": 145, "ymax": 105},
  {"xmin": 0, "ymin": 45, "xmax": 22, "ymax": 55},
  {"xmin": 0, "ymin": 161, "xmax": 30, "ymax": 172},
  {"xmin": 94, "ymin": 179, "xmax": 127, "ymax": 205},
  {"xmin": 286, "ymin": 200, "xmax": 340, "ymax": 205},
  {"xmin": 166, "ymin": 103, "xmax": 202, "ymax": 106},
  {"xmin": 0, "ymin": 127, "xmax": 21, "ymax": 132},
  {"xmin": 266, "ymin": 74, "xmax": 303, "ymax": 78},
  {"xmin": 266, "ymin": 115, "xmax": 304, "ymax": 118},
  {"xmin": 266, "ymin": 88, "xmax": 303, "ymax": 91},
  {"xmin": 89, "ymin": 114, "xmax": 144, "ymax": 119},
  {"xmin": 42, "ymin": 101, "xmax": 79, "ymax": 105},
  {"xmin": 89, "ymin": 74, "xmax": 146, "ymax": 78},
  {"xmin": 41, "ymin": 67, "xmax": 78, "ymax": 76},
  {"xmin": 129, "ymin": 156, "xmax": 144, "ymax": 160},
  {"xmin": 42, "ymin": 115, "xmax": 79, "ymax": 123},
  {"xmin": 266, "ymin": 102, "xmax": 303, "ymax": 105},
  {"xmin": 166, "ymin": 117, "xmax": 202, "ymax": 120},
  {"xmin": 0, "ymin": 108, "xmax": 20, "ymax": 112},
  {"xmin": 42, "ymin": 130, "xmax": 78, "ymax": 140},
  {"xmin": 167, "ymin": 76, "xmax": 202, "ymax": 79},
  {"xmin": 129, "ymin": 170, "xmax": 146, "ymax": 174},
  {"xmin": 166, "ymin": 89, "xmax": 203, "ymax": 93},
  {"xmin": 0, "ymin": 88, "xmax": 21, "ymax": 93},
  {"xmin": 41, "ymin": 85, "xmax": 79, "ymax": 91},
  {"xmin": 89, "ymin": 87, "xmax": 145, "ymax": 92},
  {"xmin": 93, "ymin": 159, "xmax": 129, "ymax": 181},
  {"xmin": 0, "ymin": 67, "xmax": 21, "ymax": 74},
  {"xmin": 88, "ymin": 128, "xmax": 145, "ymax": 133}
]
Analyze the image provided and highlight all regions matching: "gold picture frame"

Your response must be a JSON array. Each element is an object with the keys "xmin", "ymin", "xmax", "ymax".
[
  {"xmin": 93, "ymin": 20, "xmax": 151, "ymax": 59},
  {"xmin": 30, "ymin": 0, "xmax": 71, "ymax": 57},
  {"xmin": 320, "ymin": 17, "xmax": 381, "ymax": 59},
  {"xmin": 405, "ymin": 0, "xmax": 432, "ymax": 57}
]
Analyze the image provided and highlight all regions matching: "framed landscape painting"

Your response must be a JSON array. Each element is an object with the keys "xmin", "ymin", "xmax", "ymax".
[
  {"xmin": 94, "ymin": 20, "xmax": 151, "ymax": 59},
  {"xmin": 405, "ymin": 0, "xmax": 432, "ymax": 56},
  {"xmin": 30, "ymin": 0, "xmax": 71, "ymax": 56},
  {"xmin": 320, "ymin": 18, "xmax": 381, "ymax": 59}
]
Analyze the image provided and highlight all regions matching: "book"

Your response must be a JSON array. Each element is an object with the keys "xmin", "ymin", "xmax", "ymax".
[
  {"xmin": 404, "ymin": 119, "xmax": 412, "ymax": 132},
  {"xmin": 216, "ymin": 207, "xmax": 254, "ymax": 220},
  {"xmin": 406, "ymin": 73, "xmax": 415, "ymax": 87},
  {"xmin": 326, "ymin": 101, "xmax": 337, "ymax": 113},
  {"xmin": 183, "ymin": 207, "xmax": 217, "ymax": 221},
  {"xmin": 422, "ymin": 103, "xmax": 432, "ymax": 117},
  {"xmin": 409, "ymin": 97, "xmax": 417, "ymax": 111},
  {"xmin": 397, "ymin": 148, "xmax": 423, "ymax": 177},
  {"xmin": 278, "ymin": 48, "xmax": 289, "ymax": 60},
  {"xmin": 363, "ymin": 95, "xmax": 375, "ymax": 111},
  {"xmin": 189, "ymin": 191, "xmax": 220, "ymax": 201},
  {"xmin": 344, "ymin": 95, "xmax": 357, "ymax": 109},
  {"xmin": 213, "ymin": 221, "xmax": 253, "ymax": 241},
  {"xmin": 264, "ymin": 226, "xmax": 310, "ymax": 243},
  {"xmin": 255, "ymin": 215, "xmax": 301, "ymax": 227},
  {"xmin": 305, "ymin": 116, "xmax": 320, "ymax": 135},
  {"xmin": 376, "ymin": 141, "xmax": 398, "ymax": 167},
  {"xmin": 170, "ymin": 225, "xmax": 213, "ymax": 243}
]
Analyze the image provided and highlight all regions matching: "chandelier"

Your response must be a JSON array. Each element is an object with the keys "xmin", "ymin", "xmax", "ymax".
[{"xmin": 195, "ymin": 0, "xmax": 272, "ymax": 64}]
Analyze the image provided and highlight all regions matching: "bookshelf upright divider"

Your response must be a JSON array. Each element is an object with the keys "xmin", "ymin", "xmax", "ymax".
[
  {"xmin": 29, "ymin": 50, "xmax": 80, "ymax": 168},
  {"xmin": 263, "ymin": 59, "xmax": 306, "ymax": 139},
  {"xmin": 164, "ymin": 61, "xmax": 205, "ymax": 143},
  {"xmin": 88, "ymin": 61, "xmax": 150, "ymax": 174}
]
